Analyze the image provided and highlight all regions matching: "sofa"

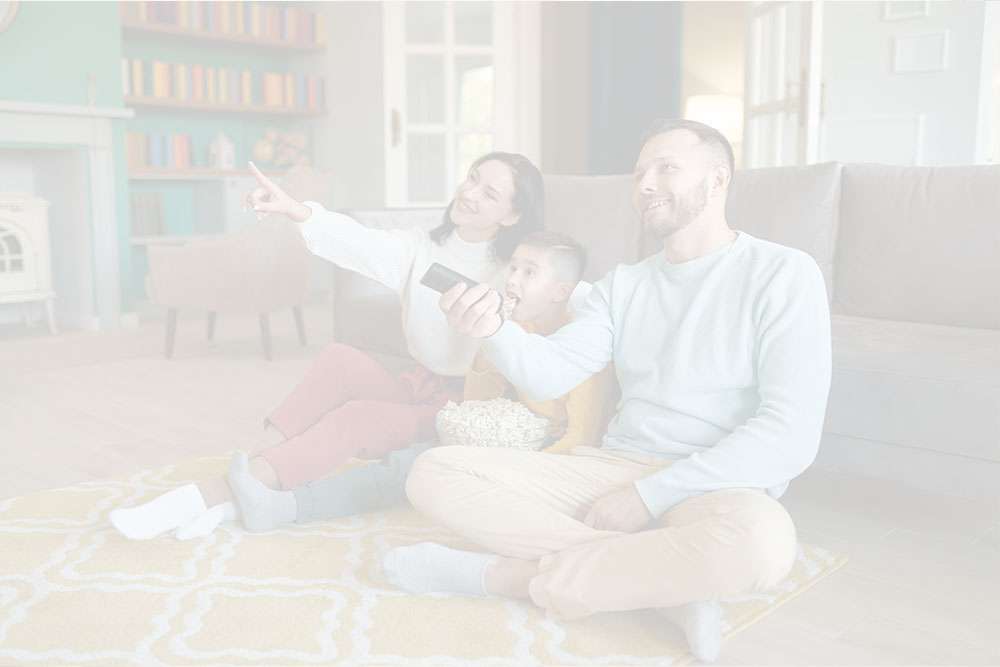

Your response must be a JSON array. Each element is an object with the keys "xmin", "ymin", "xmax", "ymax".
[{"xmin": 330, "ymin": 163, "xmax": 1000, "ymax": 500}]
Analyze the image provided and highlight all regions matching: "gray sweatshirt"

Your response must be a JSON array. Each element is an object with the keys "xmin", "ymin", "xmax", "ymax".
[{"xmin": 483, "ymin": 232, "xmax": 833, "ymax": 517}]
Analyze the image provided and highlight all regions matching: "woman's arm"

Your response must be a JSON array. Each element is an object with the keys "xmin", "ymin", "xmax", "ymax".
[{"xmin": 247, "ymin": 162, "xmax": 416, "ymax": 293}]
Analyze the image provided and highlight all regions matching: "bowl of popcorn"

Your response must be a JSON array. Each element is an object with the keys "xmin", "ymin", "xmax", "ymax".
[{"xmin": 436, "ymin": 398, "xmax": 549, "ymax": 450}]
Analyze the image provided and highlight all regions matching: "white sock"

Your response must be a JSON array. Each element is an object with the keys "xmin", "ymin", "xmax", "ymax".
[
  {"xmin": 382, "ymin": 542, "xmax": 496, "ymax": 597},
  {"xmin": 174, "ymin": 502, "xmax": 238, "ymax": 540},
  {"xmin": 109, "ymin": 484, "xmax": 208, "ymax": 540},
  {"xmin": 662, "ymin": 600, "xmax": 723, "ymax": 663},
  {"xmin": 227, "ymin": 450, "xmax": 297, "ymax": 532}
]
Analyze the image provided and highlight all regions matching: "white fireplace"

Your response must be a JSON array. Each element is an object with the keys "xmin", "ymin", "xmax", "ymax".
[{"xmin": 0, "ymin": 100, "xmax": 133, "ymax": 330}]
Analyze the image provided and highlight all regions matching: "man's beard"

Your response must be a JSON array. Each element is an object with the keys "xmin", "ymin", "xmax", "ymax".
[{"xmin": 645, "ymin": 178, "xmax": 710, "ymax": 239}]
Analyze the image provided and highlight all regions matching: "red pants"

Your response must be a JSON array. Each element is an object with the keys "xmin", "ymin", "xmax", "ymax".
[{"xmin": 261, "ymin": 343, "xmax": 462, "ymax": 489}]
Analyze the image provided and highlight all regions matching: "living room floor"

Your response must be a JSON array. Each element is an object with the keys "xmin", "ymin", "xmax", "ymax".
[{"xmin": 2, "ymin": 302, "xmax": 998, "ymax": 666}]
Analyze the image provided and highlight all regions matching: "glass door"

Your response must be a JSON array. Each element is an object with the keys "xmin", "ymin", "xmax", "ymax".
[
  {"xmin": 743, "ymin": 1, "xmax": 823, "ymax": 167},
  {"xmin": 384, "ymin": 1, "xmax": 522, "ymax": 206}
]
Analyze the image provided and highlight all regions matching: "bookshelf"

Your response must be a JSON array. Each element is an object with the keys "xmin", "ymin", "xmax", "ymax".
[
  {"xmin": 121, "ymin": 20, "xmax": 325, "ymax": 52},
  {"xmin": 129, "ymin": 168, "xmax": 287, "ymax": 181},
  {"xmin": 125, "ymin": 96, "xmax": 326, "ymax": 116},
  {"xmin": 121, "ymin": 0, "xmax": 328, "ymax": 300}
]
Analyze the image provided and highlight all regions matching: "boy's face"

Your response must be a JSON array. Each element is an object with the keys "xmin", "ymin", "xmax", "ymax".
[{"xmin": 504, "ymin": 244, "xmax": 574, "ymax": 322}]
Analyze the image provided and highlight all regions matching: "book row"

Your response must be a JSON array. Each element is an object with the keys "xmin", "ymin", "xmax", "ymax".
[
  {"xmin": 120, "ymin": 0, "xmax": 327, "ymax": 46},
  {"xmin": 126, "ymin": 132, "xmax": 199, "ymax": 170},
  {"xmin": 122, "ymin": 59, "xmax": 326, "ymax": 110}
]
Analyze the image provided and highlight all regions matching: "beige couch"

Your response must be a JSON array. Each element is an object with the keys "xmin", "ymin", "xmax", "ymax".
[{"xmin": 331, "ymin": 164, "xmax": 1000, "ymax": 500}]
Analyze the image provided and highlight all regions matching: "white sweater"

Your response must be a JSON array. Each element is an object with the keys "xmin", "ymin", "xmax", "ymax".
[
  {"xmin": 299, "ymin": 202, "xmax": 502, "ymax": 377},
  {"xmin": 483, "ymin": 232, "xmax": 833, "ymax": 516}
]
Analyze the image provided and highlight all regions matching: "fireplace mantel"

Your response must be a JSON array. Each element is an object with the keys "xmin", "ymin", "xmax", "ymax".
[
  {"xmin": 0, "ymin": 100, "xmax": 135, "ymax": 329},
  {"xmin": 0, "ymin": 100, "xmax": 135, "ymax": 120}
]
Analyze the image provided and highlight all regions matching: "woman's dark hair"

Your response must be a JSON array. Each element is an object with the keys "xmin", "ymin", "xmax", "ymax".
[{"xmin": 429, "ymin": 151, "xmax": 545, "ymax": 260}]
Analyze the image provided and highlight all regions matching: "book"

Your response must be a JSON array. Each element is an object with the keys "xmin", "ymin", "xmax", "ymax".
[
  {"xmin": 152, "ymin": 61, "xmax": 170, "ymax": 99},
  {"xmin": 218, "ymin": 68, "xmax": 229, "ymax": 104},
  {"xmin": 192, "ymin": 64, "xmax": 204, "ymax": 102},
  {"xmin": 219, "ymin": 1, "xmax": 230, "ymax": 35},
  {"xmin": 175, "ymin": 63, "xmax": 189, "ymax": 102},
  {"xmin": 284, "ymin": 73, "xmax": 294, "ymax": 110},
  {"xmin": 131, "ymin": 59, "xmax": 144, "ymax": 97},
  {"xmin": 263, "ymin": 72, "xmax": 283, "ymax": 107},
  {"xmin": 234, "ymin": 1, "xmax": 245, "ymax": 35},
  {"xmin": 121, "ymin": 58, "xmax": 131, "ymax": 97},
  {"xmin": 316, "ymin": 13, "xmax": 327, "ymax": 45},
  {"xmin": 241, "ymin": 69, "xmax": 252, "ymax": 106},
  {"xmin": 251, "ymin": 2, "xmax": 261, "ymax": 37},
  {"xmin": 206, "ymin": 67, "xmax": 217, "ymax": 104}
]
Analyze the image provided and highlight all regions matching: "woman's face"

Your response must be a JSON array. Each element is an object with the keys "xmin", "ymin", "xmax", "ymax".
[{"xmin": 448, "ymin": 159, "xmax": 520, "ymax": 241}]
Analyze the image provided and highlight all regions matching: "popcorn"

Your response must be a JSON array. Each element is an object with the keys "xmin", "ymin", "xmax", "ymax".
[{"xmin": 436, "ymin": 398, "xmax": 549, "ymax": 450}]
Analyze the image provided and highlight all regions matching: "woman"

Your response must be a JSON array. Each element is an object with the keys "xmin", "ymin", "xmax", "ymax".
[{"xmin": 110, "ymin": 152, "xmax": 545, "ymax": 540}]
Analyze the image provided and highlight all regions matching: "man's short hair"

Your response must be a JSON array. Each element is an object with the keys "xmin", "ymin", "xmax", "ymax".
[
  {"xmin": 641, "ymin": 118, "xmax": 736, "ymax": 178},
  {"xmin": 517, "ymin": 231, "xmax": 587, "ymax": 283}
]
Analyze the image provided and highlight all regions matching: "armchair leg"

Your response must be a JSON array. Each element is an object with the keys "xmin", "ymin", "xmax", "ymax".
[
  {"xmin": 259, "ymin": 313, "xmax": 273, "ymax": 361},
  {"xmin": 165, "ymin": 308, "xmax": 178, "ymax": 359},
  {"xmin": 293, "ymin": 306, "xmax": 307, "ymax": 346},
  {"xmin": 206, "ymin": 311, "xmax": 216, "ymax": 342}
]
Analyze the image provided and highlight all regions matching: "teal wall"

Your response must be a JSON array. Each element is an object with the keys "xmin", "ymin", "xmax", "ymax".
[
  {"xmin": 0, "ymin": 1, "xmax": 124, "ymax": 107},
  {"xmin": 0, "ymin": 1, "xmax": 135, "ymax": 312}
]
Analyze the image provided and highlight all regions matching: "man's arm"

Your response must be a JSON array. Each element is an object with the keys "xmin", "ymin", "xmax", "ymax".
[
  {"xmin": 481, "ymin": 275, "xmax": 616, "ymax": 402},
  {"xmin": 634, "ymin": 254, "xmax": 833, "ymax": 517}
]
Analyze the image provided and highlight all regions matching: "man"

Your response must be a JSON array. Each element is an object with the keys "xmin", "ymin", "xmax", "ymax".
[{"xmin": 382, "ymin": 119, "xmax": 832, "ymax": 662}]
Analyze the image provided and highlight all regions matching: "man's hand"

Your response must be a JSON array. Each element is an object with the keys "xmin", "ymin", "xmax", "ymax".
[
  {"xmin": 583, "ymin": 485, "xmax": 654, "ymax": 532},
  {"xmin": 440, "ymin": 282, "xmax": 504, "ymax": 338},
  {"xmin": 246, "ymin": 161, "xmax": 312, "ymax": 223}
]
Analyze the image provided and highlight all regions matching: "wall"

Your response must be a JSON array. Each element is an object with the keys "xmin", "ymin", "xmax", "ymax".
[
  {"xmin": 0, "ymin": 1, "xmax": 123, "ymax": 108},
  {"xmin": 539, "ymin": 2, "xmax": 592, "ymax": 175},
  {"xmin": 311, "ymin": 2, "xmax": 385, "ymax": 209},
  {"xmin": 821, "ymin": 0, "xmax": 989, "ymax": 165},
  {"xmin": 587, "ymin": 2, "xmax": 683, "ymax": 175},
  {"xmin": 679, "ymin": 1, "xmax": 745, "ymax": 164},
  {"xmin": 539, "ymin": 2, "xmax": 683, "ymax": 176},
  {"xmin": 680, "ymin": 2, "xmax": 745, "ymax": 103}
]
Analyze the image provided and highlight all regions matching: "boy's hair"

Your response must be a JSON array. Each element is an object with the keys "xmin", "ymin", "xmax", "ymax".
[{"xmin": 517, "ymin": 231, "xmax": 587, "ymax": 283}]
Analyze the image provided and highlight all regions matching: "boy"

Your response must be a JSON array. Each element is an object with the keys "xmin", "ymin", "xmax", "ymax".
[{"xmin": 227, "ymin": 231, "xmax": 615, "ymax": 530}]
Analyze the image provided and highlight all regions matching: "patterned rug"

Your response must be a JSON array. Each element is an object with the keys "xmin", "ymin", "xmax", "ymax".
[{"xmin": 0, "ymin": 455, "xmax": 847, "ymax": 666}]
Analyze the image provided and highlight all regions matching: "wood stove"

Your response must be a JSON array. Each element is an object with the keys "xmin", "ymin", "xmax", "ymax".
[{"xmin": 0, "ymin": 193, "xmax": 56, "ymax": 333}]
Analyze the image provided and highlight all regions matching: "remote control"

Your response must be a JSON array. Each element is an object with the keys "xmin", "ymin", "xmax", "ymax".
[{"xmin": 420, "ymin": 263, "xmax": 504, "ymax": 314}]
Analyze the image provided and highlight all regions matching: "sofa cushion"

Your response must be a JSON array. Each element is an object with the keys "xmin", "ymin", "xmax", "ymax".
[
  {"xmin": 725, "ymin": 162, "xmax": 842, "ymax": 300},
  {"xmin": 543, "ymin": 174, "xmax": 641, "ymax": 280},
  {"xmin": 834, "ymin": 164, "xmax": 1000, "ymax": 329},
  {"xmin": 826, "ymin": 315, "xmax": 1000, "ymax": 462}
]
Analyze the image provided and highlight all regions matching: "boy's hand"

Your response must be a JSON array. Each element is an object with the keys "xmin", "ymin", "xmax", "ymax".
[
  {"xmin": 246, "ymin": 162, "xmax": 312, "ymax": 223},
  {"xmin": 440, "ymin": 282, "xmax": 504, "ymax": 338},
  {"xmin": 583, "ymin": 485, "xmax": 653, "ymax": 532}
]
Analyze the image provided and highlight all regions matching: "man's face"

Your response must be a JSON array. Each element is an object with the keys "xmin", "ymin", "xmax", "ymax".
[
  {"xmin": 503, "ymin": 244, "xmax": 571, "ymax": 323},
  {"xmin": 631, "ymin": 130, "xmax": 718, "ymax": 239}
]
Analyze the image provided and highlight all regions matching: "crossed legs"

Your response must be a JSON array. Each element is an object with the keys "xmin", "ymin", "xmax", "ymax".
[{"xmin": 385, "ymin": 445, "xmax": 798, "ymax": 661}]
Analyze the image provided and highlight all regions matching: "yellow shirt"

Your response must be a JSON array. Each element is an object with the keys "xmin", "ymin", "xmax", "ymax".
[{"xmin": 463, "ymin": 314, "xmax": 616, "ymax": 453}]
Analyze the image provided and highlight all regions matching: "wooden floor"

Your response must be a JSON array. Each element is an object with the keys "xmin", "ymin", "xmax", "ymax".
[{"xmin": 2, "ymin": 304, "xmax": 998, "ymax": 665}]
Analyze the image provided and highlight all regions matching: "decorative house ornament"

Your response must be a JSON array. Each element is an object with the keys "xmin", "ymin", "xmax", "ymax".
[{"xmin": 208, "ymin": 132, "xmax": 236, "ymax": 170}]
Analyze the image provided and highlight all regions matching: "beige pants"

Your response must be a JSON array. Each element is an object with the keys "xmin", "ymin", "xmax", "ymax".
[{"xmin": 405, "ymin": 445, "xmax": 798, "ymax": 619}]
